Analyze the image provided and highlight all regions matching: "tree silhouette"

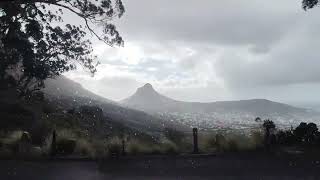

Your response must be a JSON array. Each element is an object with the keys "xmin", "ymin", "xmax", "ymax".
[
  {"xmin": 276, "ymin": 130, "xmax": 286, "ymax": 145},
  {"xmin": 303, "ymin": 0, "xmax": 319, "ymax": 10},
  {"xmin": 276, "ymin": 129, "xmax": 295, "ymax": 145},
  {"xmin": 262, "ymin": 119, "xmax": 276, "ymax": 147},
  {"xmin": 0, "ymin": 0, "xmax": 125, "ymax": 96},
  {"xmin": 294, "ymin": 122, "xmax": 319, "ymax": 144},
  {"xmin": 255, "ymin": 117, "xmax": 262, "ymax": 122},
  {"xmin": 294, "ymin": 122, "xmax": 308, "ymax": 143},
  {"xmin": 306, "ymin": 123, "xmax": 318, "ymax": 143}
]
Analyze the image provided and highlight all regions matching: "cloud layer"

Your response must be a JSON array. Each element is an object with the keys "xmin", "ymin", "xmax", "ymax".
[{"xmin": 66, "ymin": 0, "xmax": 320, "ymax": 106}]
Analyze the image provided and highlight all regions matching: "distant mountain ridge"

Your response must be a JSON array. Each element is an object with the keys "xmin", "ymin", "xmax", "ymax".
[
  {"xmin": 121, "ymin": 83, "xmax": 319, "ymax": 129},
  {"xmin": 121, "ymin": 83, "xmax": 307, "ymax": 115}
]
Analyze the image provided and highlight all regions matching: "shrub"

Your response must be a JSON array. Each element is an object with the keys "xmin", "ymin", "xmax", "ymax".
[
  {"xmin": 56, "ymin": 129, "xmax": 77, "ymax": 140},
  {"xmin": 251, "ymin": 130, "xmax": 264, "ymax": 149},
  {"xmin": 21, "ymin": 131, "xmax": 31, "ymax": 142},
  {"xmin": 160, "ymin": 139, "xmax": 178, "ymax": 155},
  {"xmin": 106, "ymin": 137, "xmax": 122, "ymax": 156},
  {"xmin": 126, "ymin": 139, "xmax": 158, "ymax": 155},
  {"xmin": 74, "ymin": 138, "xmax": 95, "ymax": 157},
  {"xmin": 127, "ymin": 140, "xmax": 144, "ymax": 155},
  {"xmin": 56, "ymin": 139, "xmax": 76, "ymax": 155},
  {"xmin": 1, "ymin": 130, "xmax": 23, "ymax": 153},
  {"xmin": 91, "ymin": 140, "xmax": 108, "ymax": 158},
  {"xmin": 1, "ymin": 131, "xmax": 43, "ymax": 158},
  {"xmin": 226, "ymin": 139, "xmax": 239, "ymax": 152},
  {"xmin": 201, "ymin": 134, "xmax": 218, "ymax": 153},
  {"xmin": 164, "ymin": 128, "xmax": 184, "ymax": 145},
  {"xmin": 41, "ymin": 135, "xmax": 52, "ymax": 155},
  {"xmin": 53, "ymin": 129, "xmax": 77, "ymax": 155},
  {"xmin": 228, "ymin": 134, "xmax": 255, "ymax": 151},
  {"xmin": 215, "ymin": 134, "xmax": 227, "ymax": 152},
  {"xmin": 201, "ymin": 132, "xmax": 259, "ymax": 153},
  {"xmin": 3, "ymin": 130, "xmax": 23, "ymax": 145}
]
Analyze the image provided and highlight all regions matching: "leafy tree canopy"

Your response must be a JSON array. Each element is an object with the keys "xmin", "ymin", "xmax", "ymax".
[
  {"xmin": 0, "ymin": 0, "xmax": 125, "ymax": 95},
  {"xmin": 303, "ymin": 0, "xmax": 319, "ymax": 10},
  {"xmin": 294, "ymin": 122, "xmax": 319, "ymax": 143},
  {"xmin": 262, "ymin": 120, "xmax": 275, "ymax": 131}
]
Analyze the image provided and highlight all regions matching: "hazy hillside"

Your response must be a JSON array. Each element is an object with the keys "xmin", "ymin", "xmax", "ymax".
[
  {"xmin": 44, "ymin": 76, "xmax": 115, "ymax": 104},
  {"xmin": 122, "ymin": 84, "xmax": 320, "ymax": 129},
  {"xmin": 43, "ymin": 77, "xmax": 187, "ymax": 134}
]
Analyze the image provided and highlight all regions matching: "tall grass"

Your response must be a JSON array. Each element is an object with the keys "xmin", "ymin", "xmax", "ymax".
[
  {"xmin": 200, "ymin": 131, "xmax": 265, "ymax": 153},
  {"xmin": 127, "ymin": 139, "xmax": 153, "ymax": 155},
  {"xmin": 159, "ymin": 138, "xmax": 179, "ymax": 154},
  {"xmin": 126, "ymin": 138, "xmax": 182, "ymax": 155},
  {"xmin": 1, "ymin": 127, "xmax": 266, "ymax": 158},
  {"xmin": 106, "ymin": 136, "xmax": 122, "ymax": 156},
  {"xmin": 74, "ymin": 138, "xmax": 95, "ymax": 157},
  {"xmin": 2, "ymin": 130, "xmax": 23, "ymax": 145},
  {"xmin": 0, "ymin": 130, "xmax": 24, "ymax": 157},
  {"xmin": 56, "ymin": 129, "xmax": 77, "ymax": 140}
]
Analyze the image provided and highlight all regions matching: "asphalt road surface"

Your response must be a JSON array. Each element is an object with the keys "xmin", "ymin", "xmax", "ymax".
[{"xmin": 1, "ymin": 153, "xmax": 320, "ymax": 180}]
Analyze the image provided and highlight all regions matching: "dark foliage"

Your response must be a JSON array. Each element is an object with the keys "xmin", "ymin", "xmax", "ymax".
[
  {"xmin": 262, "ymin": 119, "xmax": 276, "ymax": 147},
  {"xmin": 259, "ymin": 119, "xmax": 320, "ymax": 148},
  {"xmin": 255, "ymin": 117, "xmax": 262, "ymax": 122},
  {"xmin": 294, "ymin": 122, "xmax": 318, "ymax": 144},
  {"xmin": 263, "ymin": 120, "xmax": 276, "ymax": 132},
  {"xmin": 56, "ymin": 138, "xmax": 76, "ymax": 155},
  {"xmin": 276, "ymin": 129, "xmax": 295, "ymax": 145},
  {"xmin": 303, "ymin": 0, "xmax": 319, "ymax": 10},
  {"xmin": 0, "ymin": 0, "xmax": 125, "ymax": 96},
  {"xmin": 268, "ymin": 121, "xmax": 320, "ymax": 147},
  {"xmin": 215, "ymin": 133, "xmax": 226, "ymax": 151}
]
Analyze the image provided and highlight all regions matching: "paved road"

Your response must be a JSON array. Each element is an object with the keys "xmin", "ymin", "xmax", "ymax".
[{"xmin": 1, "ymin": 153, "xmax": 320, "ymax": 180}]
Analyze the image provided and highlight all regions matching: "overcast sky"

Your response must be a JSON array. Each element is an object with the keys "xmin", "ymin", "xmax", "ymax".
[{"xmin": 65, "ymin": 0, "xmax": 320, "ymax": 106}]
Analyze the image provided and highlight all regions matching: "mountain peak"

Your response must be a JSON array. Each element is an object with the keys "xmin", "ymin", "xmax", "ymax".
[
  {"xmin": 121, "ymin": 83, "xmax": 176, "ymax": 110},
  {"xmin": 143, "ymin": 83, "xmax": 153, "ymax": 89},
  {"xmin": 137, "ymin": 83, "xmax": 155, "ymax": 93}
]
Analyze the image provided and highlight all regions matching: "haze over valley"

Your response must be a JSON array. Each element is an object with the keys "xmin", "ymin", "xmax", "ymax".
[
  {"xmin": 120, "ymin": 83, "xmax": 320, "ymax": 131},
  {"xmin": 43, "ymin": 77, "xmax": 320, "ymax": 132},
  {"xmin": 43, "ymin": 77, "xmax": 185, "ymax": 135}
]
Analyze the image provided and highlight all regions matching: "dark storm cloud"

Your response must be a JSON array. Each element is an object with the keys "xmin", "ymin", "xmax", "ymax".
[
  {"xmin": 118, "ymin": 0, "xmax": 301, "ymax": 53},
  {"xmin": 214, "ymin": 17, "xmax": 320, "ymax": 88},
  {"xmin": 67, "ymin": 0, "xmax": 320, "ymax": 104}
]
